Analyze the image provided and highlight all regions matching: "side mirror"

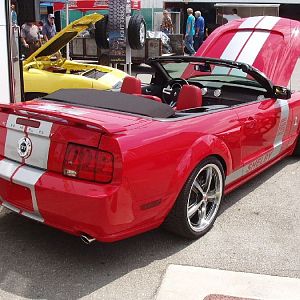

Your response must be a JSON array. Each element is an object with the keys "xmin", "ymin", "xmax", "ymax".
[
  {"xmin": 193, "ymin": 63, "xmax": 211, "ymax": 73},
  {"xmin": 136, "ymin": 73, "xmax": 153, "ymax": 85},
  {"xmin": 273, "ymin": 85, "xmax": 291, "ymax": 100}
]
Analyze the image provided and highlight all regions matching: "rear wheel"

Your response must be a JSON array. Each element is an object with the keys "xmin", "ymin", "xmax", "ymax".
[
  {"xmin": 163, "ymin": 157, "xmax": 225, "ymax": 239},
  {"xmin": 128, "ymin": 14, "xmax": 146, "ymax": 50}
]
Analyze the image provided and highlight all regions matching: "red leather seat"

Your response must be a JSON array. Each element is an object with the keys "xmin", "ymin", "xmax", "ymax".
[
  {"xmin": 176, "ymin": 85, "xmax": 203, "ymax": 110},
  {"xmin": 120, "ymin": 76, "xmax": 142, "ymax": 94}
]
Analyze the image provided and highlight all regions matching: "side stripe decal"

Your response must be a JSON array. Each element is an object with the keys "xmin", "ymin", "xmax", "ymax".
[
  {"xmin": 271, "ymin": 100, "xmax": 290, "ymax": 158},
  {"xmin": 226, "ymin": 99, "xmax": 290, "ymax": 186}
]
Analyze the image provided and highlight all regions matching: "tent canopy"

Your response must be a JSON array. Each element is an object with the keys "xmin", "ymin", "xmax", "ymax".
[{"xmin": 52, "ymin": 0, "xmax": 141, "ymax": 11}]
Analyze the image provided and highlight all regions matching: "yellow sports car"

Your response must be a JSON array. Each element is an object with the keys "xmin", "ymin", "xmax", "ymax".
[{"xmin": 23, "ymin": 14, "xmax": 127, "ymax": 100}]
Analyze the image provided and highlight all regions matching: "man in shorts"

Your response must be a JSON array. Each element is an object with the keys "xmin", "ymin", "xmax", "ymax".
[{"xmin": 21, "ymin": 21, "xmax": 41, "ymax": 58}]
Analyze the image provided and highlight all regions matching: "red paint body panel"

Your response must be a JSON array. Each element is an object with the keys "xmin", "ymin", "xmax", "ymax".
[{"xmin": 1, "ymin": 17, "xmax": 300, "ymax": 242}]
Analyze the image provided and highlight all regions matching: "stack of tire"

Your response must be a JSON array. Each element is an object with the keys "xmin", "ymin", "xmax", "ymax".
[{"xmin": 95, "ymin": 14, "xmax": 146, "ymax": 64}]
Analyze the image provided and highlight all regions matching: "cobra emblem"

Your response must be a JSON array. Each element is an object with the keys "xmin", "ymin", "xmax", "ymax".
[{"xmin": 17, "ymin": 137, "xmax": 32, "ymax": 159}]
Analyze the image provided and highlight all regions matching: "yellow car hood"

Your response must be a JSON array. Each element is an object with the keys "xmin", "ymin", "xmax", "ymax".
[{"xmin": 24, "ymin": 13, "xmax": 103, "ymax": 65}]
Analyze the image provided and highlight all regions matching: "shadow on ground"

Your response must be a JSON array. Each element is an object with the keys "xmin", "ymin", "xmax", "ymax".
[{"xmin": 0, "ymin": 157, "xmax": 297, "ymax": 299}]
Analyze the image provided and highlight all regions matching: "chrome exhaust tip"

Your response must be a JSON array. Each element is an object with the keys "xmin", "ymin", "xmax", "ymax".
[{"xmin": 80, "ymin": 234, "xmax": 96, "ymax": 245}]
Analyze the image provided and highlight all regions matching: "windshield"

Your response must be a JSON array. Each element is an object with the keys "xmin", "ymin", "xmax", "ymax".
[{"xmin": 163, "ymin": 62, "xmax": 265, "ymax": 90}]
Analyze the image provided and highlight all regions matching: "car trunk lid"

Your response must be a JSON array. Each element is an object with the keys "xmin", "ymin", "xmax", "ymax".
[{"xmin": 0, "ymin": 100, "xmax": 148, "ymax": 173}]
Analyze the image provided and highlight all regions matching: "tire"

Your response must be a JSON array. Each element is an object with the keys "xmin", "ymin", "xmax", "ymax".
[
  {"xmin": 128, "ymin": 14, "xmax": 146, "ymax": 50},
  {"xmin": 25, "ymin": 92, "xmax": 47, "ymax": 101},
  {"xmin": 292, "ymin": 135, "xmax": 300, "ymax": 156},
  {"xmin": 163, "ymin": 157, "xmax": 225, "ymax": 239},
  {"xmin": 95, "ymin": 15, "xmax": 109, "ymax": 49}
]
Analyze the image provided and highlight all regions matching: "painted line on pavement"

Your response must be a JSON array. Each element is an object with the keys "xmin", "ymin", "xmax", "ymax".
[{"xmin": 156, "ymin": 265, "xmax": 300, "ymax": 300}]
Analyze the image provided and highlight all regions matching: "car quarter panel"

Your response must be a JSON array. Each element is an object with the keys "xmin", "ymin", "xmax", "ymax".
[{"xmin": 115, "ymin": 109, "xmax": 241, "ymax": 225}]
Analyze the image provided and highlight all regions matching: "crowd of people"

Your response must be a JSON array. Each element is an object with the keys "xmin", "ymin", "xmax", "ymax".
[
  {"xmin": 21, "ymin": 14, "xmax": 57, "ymax": 57},
  {"xmin": 161, "ymin": 8, "xmax": 240, "ymax": 56},
  {"xmin": 11, "ymin": 2, "xmax": 57, "ymax": 58},
  {"xmin": 161, "ymin": 8, "xmax": 206, "ymax": 56}
]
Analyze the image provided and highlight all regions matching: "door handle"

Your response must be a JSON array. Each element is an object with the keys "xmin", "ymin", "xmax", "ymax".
[{"xmin": 244, "ymin": 117, "xmax": 256, "ymax": 129}]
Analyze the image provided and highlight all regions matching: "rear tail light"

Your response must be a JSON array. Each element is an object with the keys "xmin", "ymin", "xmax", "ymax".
[{"xmin": 63, "ymin": 144, "xmax": 114, "ymax": 183}]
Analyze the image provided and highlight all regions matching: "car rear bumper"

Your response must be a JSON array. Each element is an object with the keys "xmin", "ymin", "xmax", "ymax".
[{"xmin": 0, "ymin": 158, "xmax": 157, "ymax": 242}]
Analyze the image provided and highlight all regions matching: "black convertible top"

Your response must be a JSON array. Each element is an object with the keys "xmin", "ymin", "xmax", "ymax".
[{"xmin": 43, "ymin": 89, "xmax": 175, "ymax": 118}]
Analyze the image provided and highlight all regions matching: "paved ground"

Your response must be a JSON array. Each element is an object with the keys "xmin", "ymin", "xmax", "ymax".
[{"xmin": 0, "ymin": 156, "xmax": 299, "ymax": 300}]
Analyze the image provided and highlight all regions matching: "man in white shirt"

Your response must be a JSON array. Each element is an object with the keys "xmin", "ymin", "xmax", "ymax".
[{"xmin": 219, "ymin": 8, "xmax": 241, "ymax": 23}]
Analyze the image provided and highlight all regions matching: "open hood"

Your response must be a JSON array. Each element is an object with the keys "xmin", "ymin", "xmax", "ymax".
[{"xmin": 24, "ymin": 13, "xmax": 103, "ymax": 65}]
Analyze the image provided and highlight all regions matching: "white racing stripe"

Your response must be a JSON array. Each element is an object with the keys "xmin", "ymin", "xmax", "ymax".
[
  {"xmin": 212, "ymin": 31, "xmax": 252, "ymax": 75},
  {"xmin": 239, "ymin": 16, "xmax": 264, "ymax": 28},
  {"xmin": 12, "ymin": 166, "xmax": 45, "ymax": 221},
  {"xmin": 0, "ymin": 115, "xmax": 54, "ymax": 221},
  {"xmin": 256, "ymin": 16, "xmax": 281, "ymax": 30},
  {"xmin": 230, "ymin": 31, "xmax": 273, "ymax": 77},
  {"xmin": 4, "ymin": 114, "xmax": 53, "ymax": 169},
  {"xmin": 271, "ymin": 100, "xmax": 290, "ymax": 158},
  {"xmin": 5, "ymin": 115, "xmax": 25, "ymax": 163},
  {"xmin": 231, "ymin": 16, "xmax": 280, "ymax": 77},
  {"xmin": 213, "ymin": 16, "xmax": 280, "ymax": 77},
  {"xmin": 26, "ymin": 120, "xmax": 53, "ymax": 169},
  {"xmin": 0, "ymin": 159, "xmax": 20, "ymax": 180},
  {"xmin": 0, "ymin": 159, "xmax": 45, "ymax": 222}
]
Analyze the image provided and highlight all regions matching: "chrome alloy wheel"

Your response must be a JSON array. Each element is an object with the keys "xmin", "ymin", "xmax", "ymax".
[{"xmin": 187, "ymin": 163, "xmax": 223, "ymax": 232}]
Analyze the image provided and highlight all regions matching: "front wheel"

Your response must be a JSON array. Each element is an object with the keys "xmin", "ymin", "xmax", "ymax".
[
  {"xmin": 292, "ymin": 134, "xmax": 300, "ymax": 156},
  {"xmin": 163, "ymin": 157, "xmax": 225, "ymax": 239}
]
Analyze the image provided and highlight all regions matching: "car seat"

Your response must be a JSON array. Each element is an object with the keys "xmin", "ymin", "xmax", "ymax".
[
  {"xmin": 120, "ymin": 76, "xmax": 142, "ymax": 94},
  {"xmin": 176, "ymin": 85, "xmax": 202, "ymax": 110}
]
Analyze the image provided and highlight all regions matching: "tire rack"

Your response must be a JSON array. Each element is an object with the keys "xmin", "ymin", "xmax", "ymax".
[{"xmin": 108, "ymin": 0, "xmax": 132, "ymax": 74}]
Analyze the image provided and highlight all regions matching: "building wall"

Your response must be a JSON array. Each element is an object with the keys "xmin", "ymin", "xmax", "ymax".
[{"xmin": 140, "ymin": 0, "xmax": 164, "ymax": 31}]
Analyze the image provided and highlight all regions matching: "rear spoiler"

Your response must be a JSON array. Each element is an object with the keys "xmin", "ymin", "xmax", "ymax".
[{"xmin": 0, "ymin": 104, "xmax": 127, "ymax": 134}]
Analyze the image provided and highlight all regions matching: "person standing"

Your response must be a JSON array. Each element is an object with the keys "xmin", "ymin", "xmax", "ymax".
[
  {"xmin": 194, "ymin": 10, "xmax": 205, "ymax": 52},
  {"xmin": 42, "ymin": 14, "xmax": 56, "ymax": 42},
  {"xmin": 160, "ymin": 10, "xmax": 174, "ymax": 35},
  {"xmin": 185, "ymin": 8, "xmax": 195, "ymax": 56},
  {"xmin": 218, "ymin": 8, "xmax": 241, "ymax": 23},
  {"xmin": 21, "ymin": 21, "xmax": 41, "ymax": 58}
]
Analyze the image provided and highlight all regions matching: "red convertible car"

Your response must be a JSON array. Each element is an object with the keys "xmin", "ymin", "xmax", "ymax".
[{"xmin": 0, "ymin": 16, "xmax": 299, "ymax": 243}]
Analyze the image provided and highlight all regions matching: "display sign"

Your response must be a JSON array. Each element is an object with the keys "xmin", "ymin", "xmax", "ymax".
[
  {"xmin": 53, "ymin": 0, "xmax": 140, "ymax": 11},
  {"xmin": 108, "ymin": 0, "xmax": 131, "ymax": 64}
]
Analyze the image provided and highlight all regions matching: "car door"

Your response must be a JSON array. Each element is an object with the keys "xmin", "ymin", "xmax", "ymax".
[{"xmin": 235, "ymin": 97, "xmax": 291, "ymax": 175}]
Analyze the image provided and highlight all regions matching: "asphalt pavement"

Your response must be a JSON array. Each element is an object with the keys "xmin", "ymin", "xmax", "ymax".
[{"xmin": 0, "ymin": 156, "xmax": 299, "ymax": 299}]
